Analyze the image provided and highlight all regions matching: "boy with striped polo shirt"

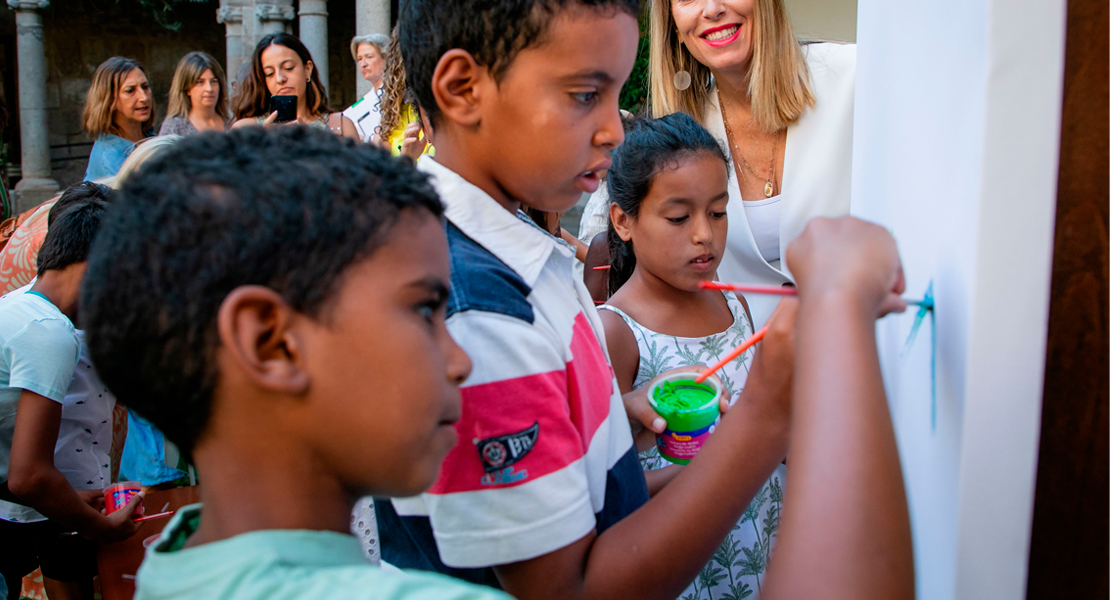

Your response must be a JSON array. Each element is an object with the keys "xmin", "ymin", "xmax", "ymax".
[{"xmin": 376, "ymin": 2, "xmax": 797, "ymax": 598}]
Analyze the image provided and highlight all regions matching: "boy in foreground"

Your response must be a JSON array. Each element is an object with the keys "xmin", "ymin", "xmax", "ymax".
[
  {"xmin": 81, "ymin": 127, "xmax": 511, "ymax": 600},
  {"xmin": 379, "ymin": 1, "xmax": 912, "ymax": 599}
]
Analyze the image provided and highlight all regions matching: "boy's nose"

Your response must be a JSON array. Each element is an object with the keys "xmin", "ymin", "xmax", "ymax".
[
  {"xmin": 445, "ymin": 335, "xmax": 472, "ymax": 386},
  {"xmin": 594, "ymin": 105, "xmax": 624, "ymax": 150}
]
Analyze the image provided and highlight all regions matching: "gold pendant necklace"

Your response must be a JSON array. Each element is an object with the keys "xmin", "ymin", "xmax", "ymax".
[{"xmin": 718, "ymin": 91, "xmax": 779, "ymax": 198}]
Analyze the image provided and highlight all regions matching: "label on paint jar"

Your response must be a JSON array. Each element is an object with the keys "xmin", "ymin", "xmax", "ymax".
[{"xmin": 656, "ymin": 419, "xmax": 718, "ymax": 464}]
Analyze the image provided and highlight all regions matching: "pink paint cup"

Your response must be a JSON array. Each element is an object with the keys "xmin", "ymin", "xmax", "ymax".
[{"xmin": 104, "ymin": 481, "xmax": 144, "ymax": 516}]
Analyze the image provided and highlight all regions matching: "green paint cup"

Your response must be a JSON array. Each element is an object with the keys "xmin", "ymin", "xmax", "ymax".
[{"xmin": 647, "ymin": 372, "xmax": 722, "ymax": 465}]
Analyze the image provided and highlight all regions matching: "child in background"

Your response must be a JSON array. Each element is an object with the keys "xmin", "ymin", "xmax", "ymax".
[
  {"xmin": 377, "ymin": 2, "xmax": 796, "ymax": 599},
  {"xmin": 598, "ymin": 114, "xmax": 786, "ymax": 599},
  {"xmin": 80, "ymin": 126, "xmax": 511, "ymax": 600},
  {"xmin": 0, "ymin": 194, "xmax": 143, "ymax": 600},
  {"xmin": 375, "ymin": 26, "xmax": 432, "ymax": 160}
]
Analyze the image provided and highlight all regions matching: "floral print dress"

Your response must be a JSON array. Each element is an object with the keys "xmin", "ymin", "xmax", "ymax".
[{"xmin": 599, "ymin": 292, "xmax": 787, "ymax": 600}]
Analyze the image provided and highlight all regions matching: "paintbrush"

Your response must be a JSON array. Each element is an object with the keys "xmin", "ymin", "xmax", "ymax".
[
  {"xmin": 699, "ymin": 281, "xmax": 932, "ymax": 308},
  {"xmin": 694, "ymin": 325, "xmax": 769, "ymax": 384}
]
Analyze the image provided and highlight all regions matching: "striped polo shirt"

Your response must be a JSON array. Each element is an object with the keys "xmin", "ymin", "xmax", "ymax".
[{"xmin": 377, "ymin": 158, "xmax": 648, "ymax": 583}]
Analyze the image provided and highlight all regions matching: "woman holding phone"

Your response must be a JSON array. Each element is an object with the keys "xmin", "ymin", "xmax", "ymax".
[{"xmin": 231, "ymin": 33, "xmax": 359, "ymax": 140}]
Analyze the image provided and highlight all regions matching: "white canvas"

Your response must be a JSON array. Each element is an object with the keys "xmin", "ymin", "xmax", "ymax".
[{"xmin": 849, "ymin": 0, "xmax": 1066, "ymax": 598}]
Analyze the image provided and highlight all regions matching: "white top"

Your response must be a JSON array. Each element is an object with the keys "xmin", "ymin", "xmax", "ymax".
[
  {"xmin": 343, "ymin": 89, "xmax": 383, "ymax": 143},
  {"xmin": 578, "ymin": 42, "xmax": 856, "ymax": 327},
  {"xmin": 0, "ymin": 285, "xmax": 80, "ymax": 522},
  {"xmin": 55, "ymin": 330, "xmax": 114, "ymax": 493},
  {"xmin": 708, "ymin": 42, "xmax": 857, "ymax": 326},
  {"xmin": 742, "ymin": 195, "xmax": 783, "ymax": 267}
]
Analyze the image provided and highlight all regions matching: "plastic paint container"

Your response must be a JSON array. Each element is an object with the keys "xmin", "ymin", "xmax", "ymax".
[
  {"xmin": 104, "ymin": 481, "xmax": 143, "ymax": 516},
  {"xmin": 647, "ymin": 372, "xmax": 722, "ymax": 465}
]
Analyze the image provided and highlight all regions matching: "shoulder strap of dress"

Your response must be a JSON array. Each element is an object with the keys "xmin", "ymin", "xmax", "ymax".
[{"xmin": 596, "ymin": 304, "xmax": 644, "ymax": 336}]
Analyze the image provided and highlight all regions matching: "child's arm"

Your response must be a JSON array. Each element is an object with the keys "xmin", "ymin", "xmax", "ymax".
[
  {"xmin": 8, "ymin": 389, "xmax": 143, "ymax": 541},
  {"xmin": 560, "ymin": 228, "xmax": 589, "ymax": 262},
  {"xmin": 492, "ymin": 306, "xmax": 795, "ymax": 600},
  {"xmin": 761, "ymin": 217, "xmax": 913, "ymax": 600}
]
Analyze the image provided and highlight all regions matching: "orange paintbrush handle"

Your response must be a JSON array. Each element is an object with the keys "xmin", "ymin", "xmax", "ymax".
[
  {"xmin": 695, "ymin": 325, "xmax": 769, "ymax": 384},
  {"xmin": 699, "ymin": 281, "xmax": 797, "ymax": 296}
]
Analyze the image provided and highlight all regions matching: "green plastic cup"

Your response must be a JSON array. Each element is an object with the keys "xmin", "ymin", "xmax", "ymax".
[{"xmin": 647, "ymin": 372, "xmax": 722, "ymax": 465}]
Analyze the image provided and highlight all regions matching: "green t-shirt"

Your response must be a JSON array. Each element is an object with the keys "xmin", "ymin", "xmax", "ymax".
[{"xmin": 135, "ymin": 504, "xmax": 511, "ymax": 600}]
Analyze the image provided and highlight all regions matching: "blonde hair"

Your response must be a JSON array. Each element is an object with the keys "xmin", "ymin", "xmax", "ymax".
[
  {"xmin": 648, "ymin": 0, "xmax": 815, "ymax": 132},
  {"xmin": 109, "ymin": 135, "xmax": 181, "ymax": 189},
  {"xmin": 375, "ymin": 25, "xmax": 407, "ymax": 143},
  {"xmin": 350, "ymin": 34, "xmax": 389, "ymax": 60},
  {"xmin": 166, "ymin": 52, "xmax": 230, "ymax": 121},
  {"xmin": 83, "ymin": 57, "xmax": 154, "ymax": 138}
]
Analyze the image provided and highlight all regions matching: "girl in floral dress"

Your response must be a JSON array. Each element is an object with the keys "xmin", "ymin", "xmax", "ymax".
[{"xmin": 598, "ymin": 114, "xmax": 787, "ymax": 600}]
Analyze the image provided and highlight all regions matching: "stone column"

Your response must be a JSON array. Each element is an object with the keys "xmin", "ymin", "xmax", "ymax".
[
  {"xmin": 354, "ymin": 0, "xmax": 389, "ymax": 98},
  {"xmin": 298, "ymin": 0, "xmax": 328, "ymax": 92},
  {"xmin": 255, "ymin": 2, "xmax": 294, "ymax": 37},
  {"xmin": 217, "ymin": 3, "xmax": 245, "ymax": 79},
  {"xmin": 7, "ymin": 0, "xmax": 58, "ymax": 212}
]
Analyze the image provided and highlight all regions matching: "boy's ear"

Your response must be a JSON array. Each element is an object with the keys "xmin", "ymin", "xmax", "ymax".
[
  {"xmin": 216, "ymin": 286, "xmax": 310, "ymax": 396},
  {"xmin": 430, "ymin": 49, "xmax": 485, "ymax": 128},
  {"xmin": 609, "ymin": 202, "xmax": 634, "ymax": 242}
]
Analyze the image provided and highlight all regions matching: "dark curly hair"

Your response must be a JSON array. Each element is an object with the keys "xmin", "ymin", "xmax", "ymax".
[
  {"xmin": 399, "ymin": 0, "xmax": 641, "ymax": 127},
  {"xmin": 81, "ymin": 126, "xmax": 444, "ymax": 458},
  {"xmin": 607, "ymin": 113, "xmax": 729, "ymax": 295}
]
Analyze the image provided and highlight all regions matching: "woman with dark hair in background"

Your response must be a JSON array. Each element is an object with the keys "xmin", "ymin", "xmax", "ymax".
[
  {"xmin": 82, "ymin": 57, "xmax": 154, "ymax": 181},
  {"xmin": 231, "ymin": 33, "xmax": 359, "ymax": 141},
  {"xmin": 160, "ymin": 51, "xmax": 231, "ymax": 136}
]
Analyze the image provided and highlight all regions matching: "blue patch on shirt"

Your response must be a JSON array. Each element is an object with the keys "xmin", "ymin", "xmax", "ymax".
[
  {"xmin": 596, "ymin": 446, "xmax": 650, "ymax": 533},
  {"xmin": 445, "ymin": 222, "xmax": 534, "ymax": 323}
]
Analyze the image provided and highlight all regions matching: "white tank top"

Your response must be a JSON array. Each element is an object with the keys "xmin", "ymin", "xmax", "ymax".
[{"xmin": 742, "ymin": 195, "xmax": 782, "ymax": 267}]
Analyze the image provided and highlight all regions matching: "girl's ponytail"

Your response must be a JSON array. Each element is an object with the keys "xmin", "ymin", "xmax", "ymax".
[{"xmin": 607, "ymin": 221, "xmax": 636, "ymax": 295}]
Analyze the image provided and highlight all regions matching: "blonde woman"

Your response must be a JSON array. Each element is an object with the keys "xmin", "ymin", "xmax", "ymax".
[
  {"xmin": 343, "ymin": 34, "xmax": 390, "ymax": 142},
  {"xmin": 159, "ymin": 52, "xmax": 231, "ymax": 136},
  {"xmin": 231, "ymin": 33, "xmax": 360, "ymax": 141},
  {"xmin": 583, "ymin": 0, "xmax": 855, "ymax": 327},
  {"xmin": 82, "ymin": 57, "xmax": 154, "ymax": 181}
]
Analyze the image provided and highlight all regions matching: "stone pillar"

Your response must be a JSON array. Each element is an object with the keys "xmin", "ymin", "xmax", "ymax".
[
  {"xmin": 354, "ymin": 0, "xmax": 389, "ymax": 98},
  {"xmin": 255, "ymin": 2, "xmax": 294, "ymax": 37},
  {"xmin": 217, "ymin": 2, "xmax": 246, "ymax": 78},
  {"xmin": 7, "ymin": 0, "xmax": 58, "ymax": 212},
  {"xmin": 298, "ymin": 0, "xmax": 328, "ymax": 92}
]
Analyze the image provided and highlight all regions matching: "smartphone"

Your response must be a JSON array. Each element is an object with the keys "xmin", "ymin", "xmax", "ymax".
[{"xmin": 271, "ymin": 95, "xmax": 297, "ymax": 123}]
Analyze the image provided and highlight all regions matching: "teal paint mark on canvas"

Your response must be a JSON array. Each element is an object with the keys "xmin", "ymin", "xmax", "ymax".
[{"xmin": 901, "ymin": 282, "xmax": 936, "ymax": 430}]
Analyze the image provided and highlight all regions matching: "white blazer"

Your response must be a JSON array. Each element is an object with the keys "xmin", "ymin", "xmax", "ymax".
[{"xmin": 709, "ymin": 42, "xmax": 856, "ymax": 327}]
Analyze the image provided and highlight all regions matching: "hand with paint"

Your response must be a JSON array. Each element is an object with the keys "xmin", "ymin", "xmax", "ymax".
[
  {"xmin": 786, "ymin": 216, "xmax": 907, "ymax": 317},
  {"xmin": 623, "ymin": 366, "xmax": 730, "ymax": 452}
]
